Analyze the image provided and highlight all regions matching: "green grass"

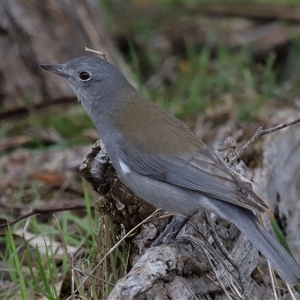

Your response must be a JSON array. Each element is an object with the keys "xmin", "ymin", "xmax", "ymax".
[
  {"xmin": 5, "ymin": 226, "xmax": 28, "ymax": 300},
  {"xmin": 0, "ymin": 176, "xmax": 128, "ymax": 299}
]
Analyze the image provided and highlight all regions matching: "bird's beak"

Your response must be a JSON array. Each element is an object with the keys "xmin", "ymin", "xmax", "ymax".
[{"xmin": 40, "ymin": 63, "xmax": 68, "ymax": 78}]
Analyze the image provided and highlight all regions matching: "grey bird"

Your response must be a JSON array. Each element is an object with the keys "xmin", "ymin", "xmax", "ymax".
[{"xmin": 40, "ymin": 56, "xmax": 300, "ymax": 285}]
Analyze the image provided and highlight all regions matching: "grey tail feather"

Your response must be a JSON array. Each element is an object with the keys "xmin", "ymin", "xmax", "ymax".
[{"xmin": 234, "ymin": 209, "xmax": 300, "ymax": 286}]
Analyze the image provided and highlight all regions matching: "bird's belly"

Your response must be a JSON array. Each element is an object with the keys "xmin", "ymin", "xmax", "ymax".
[{"xmin": 118, "ymin": 169, "xmax": 212, "ymax": 218}]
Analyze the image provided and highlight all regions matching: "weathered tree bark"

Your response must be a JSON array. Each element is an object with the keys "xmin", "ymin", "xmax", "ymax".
[
  {"xmin": 253, "ymin": 110, "xmax": 300, "ymax": 263},
  {"xmin": 79, "ymin": 111, "xmax": 300, "ymax": 300},
  {"xmin": 0, "ymin": 0, "xmax": 132, "ymax": 116}
]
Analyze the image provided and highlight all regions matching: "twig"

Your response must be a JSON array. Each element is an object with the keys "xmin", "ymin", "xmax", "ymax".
[
  {"xmin": 287, "ymin": 284, "xmax": 297, "ymax": 300},
  {"xmin": 72, "ymin": 266, "xmax": 115, "ymax": 287},
  {"xmin": 230, "ymin": 117, "xmax": 300, "ymax": 165},
  {"xmin": 85, "ymin": 47, "xmax": 107, "ymax": 60},
  {"xmin": 0, "ymin": 204, "xmax": 93, "ymax": 229},
  {"xmin": 268, "ymin": 260, "xmax": 278, "ymax": 300}
]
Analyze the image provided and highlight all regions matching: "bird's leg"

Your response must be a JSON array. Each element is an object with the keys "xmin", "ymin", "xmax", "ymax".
[{"xmin": 152, "ymin": 215, "xmax": 189, "ymax": 247}]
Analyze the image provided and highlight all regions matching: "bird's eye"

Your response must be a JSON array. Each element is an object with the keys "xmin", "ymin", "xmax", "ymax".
[{"xmin": 79, "ymin": 71, "xmax": 91, "ymax": 81}]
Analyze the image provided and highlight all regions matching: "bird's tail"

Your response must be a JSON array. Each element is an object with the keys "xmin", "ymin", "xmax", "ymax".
[
  {"xmin": 229, "ymin": 207, "xmax": 300, "ymax": 285},
  {"xmin": 212, "ymin": 197, "xmax": 300, "ymax": 285}
]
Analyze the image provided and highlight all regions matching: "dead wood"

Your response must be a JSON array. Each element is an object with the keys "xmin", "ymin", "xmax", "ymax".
[{"xmin": 254, "ymin": 110, "xmax": 300, "ymax": 263}]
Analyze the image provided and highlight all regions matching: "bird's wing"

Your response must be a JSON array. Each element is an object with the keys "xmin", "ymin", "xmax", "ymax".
[{"xmin": 120, "ymin": 146, "xmax": 268, "ymax": 213}]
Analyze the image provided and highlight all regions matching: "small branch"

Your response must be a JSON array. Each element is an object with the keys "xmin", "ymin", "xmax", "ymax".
[
  {"xmin": 230, "ymin": 117, "xmax": 300, "ymax": 165},
  {"xmin": 0, "ymin": 204, "xmax": 93, "ymax": 229},
  {"xmin": 85, "ymin": 47, "xmax": 107, "ymax": 60}
]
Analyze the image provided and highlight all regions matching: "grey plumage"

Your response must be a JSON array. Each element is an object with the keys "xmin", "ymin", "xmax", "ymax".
[{"xmin": 40, "ymin": 56, "xmax": 300, "ymax": 285}]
